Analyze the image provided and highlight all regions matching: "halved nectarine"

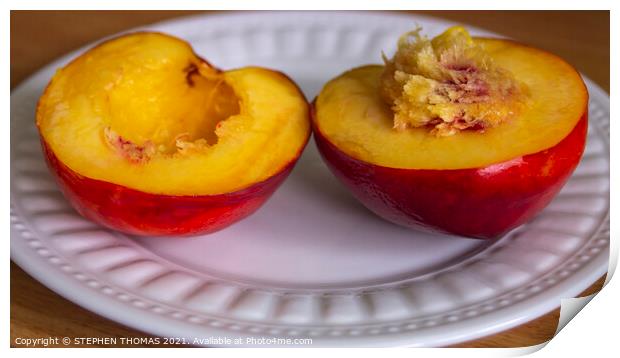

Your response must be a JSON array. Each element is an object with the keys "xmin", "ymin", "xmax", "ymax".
[
  {"xmin": 313, "ymin": 27, "xmax": 588, "ymax": 239},
  {"xmin": 37, "ymin": 32, "xmax": 310, "ymax": 236}
]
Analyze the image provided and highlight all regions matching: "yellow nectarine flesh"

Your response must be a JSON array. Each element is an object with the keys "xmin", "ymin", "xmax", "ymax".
[
  {"xmin": 315, "ymin": 36, "xmax": 587, "ymax": 170},
  {"xmin": 37, "ymin": 32, "xmax": 310, "ymax": 196}
]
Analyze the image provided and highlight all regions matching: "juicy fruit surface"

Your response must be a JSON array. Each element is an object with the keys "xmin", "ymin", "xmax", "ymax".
[
  {"xmin": 37, "ymin": 32, "xmax": 310, "ymax": 195},
  {"xmin": 315, "ymin": 38, "xmax": 587, "ymax": 170}
]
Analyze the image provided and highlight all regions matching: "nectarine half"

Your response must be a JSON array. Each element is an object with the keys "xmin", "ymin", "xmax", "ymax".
[
  {"xmin": 312, "ymin": 27, "xmax": 588, "ymax": 239},
  {"xmin": 36, "ymin": 32, "xmax": 310, "ymax": 236}
]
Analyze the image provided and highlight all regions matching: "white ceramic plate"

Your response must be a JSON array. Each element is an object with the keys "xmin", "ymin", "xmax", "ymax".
[{"xmin": 10, "ymin": 12, "xmax": 610, "ymax": 347}]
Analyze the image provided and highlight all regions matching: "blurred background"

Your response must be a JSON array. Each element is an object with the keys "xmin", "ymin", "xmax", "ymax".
[
  {"xmin": 11, "ymin": 11, "xmax": 610, "ymax": 91},
  {"xmin": 10, "ymin": 10, "xmax": 609, "ymax": 348}
]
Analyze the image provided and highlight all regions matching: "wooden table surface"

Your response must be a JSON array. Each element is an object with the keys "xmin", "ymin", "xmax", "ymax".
[{"xmin": 10, "ymin": 10, "xmax": 609, "ymax": 348}]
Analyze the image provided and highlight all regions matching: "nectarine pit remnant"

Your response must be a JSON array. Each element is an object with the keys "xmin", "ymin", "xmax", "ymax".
[
  {"xmin": 380, "ymin": 26, "xmax": 526, "ymax": 136},
  {"xmin": 104, "ymin": 127, "xmax": 156, "ymax": 164},
  {"xmin": 184, "ymin": 62, "xmax": 200, "ymax": 87}
]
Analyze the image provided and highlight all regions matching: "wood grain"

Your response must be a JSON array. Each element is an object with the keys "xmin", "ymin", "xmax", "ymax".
[{"xmin": 10, "ymin": 10, "xmax": 609, "ymax": 348}]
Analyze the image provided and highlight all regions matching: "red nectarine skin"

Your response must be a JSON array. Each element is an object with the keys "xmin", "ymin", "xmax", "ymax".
[
  {"xmin": 313, "ymin": 113, "xmax": 588, "ymax": 239},
  {"xmin": 42, "ymin": 141, "xmax": 300, "ymax": 237}
]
